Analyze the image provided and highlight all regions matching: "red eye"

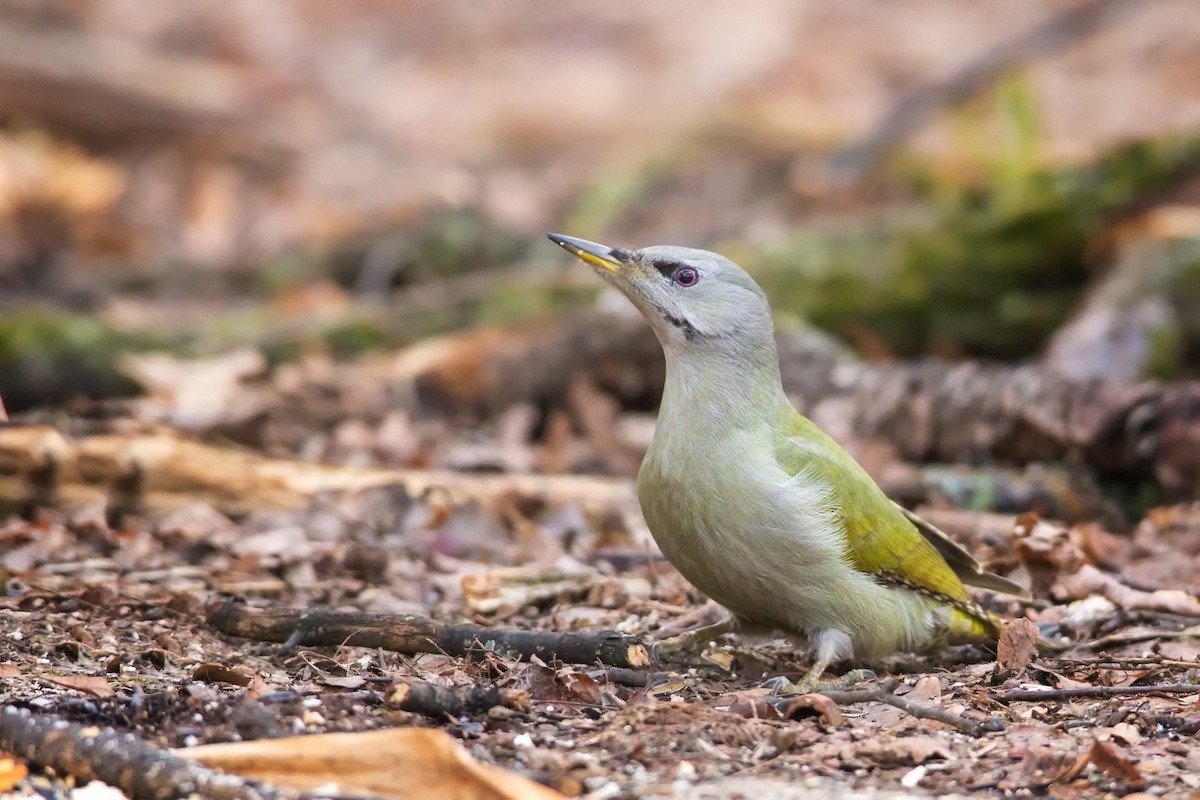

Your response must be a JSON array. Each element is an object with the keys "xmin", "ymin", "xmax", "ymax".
[{"xmin": 673, "ymin": 266, "xmax": 698, "ymax": 287}]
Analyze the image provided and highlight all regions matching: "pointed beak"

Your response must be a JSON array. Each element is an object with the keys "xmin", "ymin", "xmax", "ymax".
[{"xmin": 547, "ymin": 233, "xmax": 625, "ymax": 274}]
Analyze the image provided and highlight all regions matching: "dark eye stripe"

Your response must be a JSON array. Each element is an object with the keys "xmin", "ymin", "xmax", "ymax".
[{"xmin": 650, "ymin": 258, "xmax": 677, "ymax": 278}]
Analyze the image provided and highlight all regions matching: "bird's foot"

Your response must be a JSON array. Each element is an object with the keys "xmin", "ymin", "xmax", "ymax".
[
  {"xmin": 650, "ymin": 617, "xmax": 735, "ymax": 664},
  {"xmin": 761, "ymin": 668, "xmax": 877, "ymax": 696},
  {"xmin": 649, "ymin": 636, "xmax": 688, "ymax": 663}
]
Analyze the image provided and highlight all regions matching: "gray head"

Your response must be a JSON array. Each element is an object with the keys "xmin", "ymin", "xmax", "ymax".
[{"xmin": 547, "ymin": 234, "xmax": 775, "ymax": 357}]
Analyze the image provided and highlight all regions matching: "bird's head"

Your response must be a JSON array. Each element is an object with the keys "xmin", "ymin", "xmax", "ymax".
[{"xmin": 548, "ymin": 233, "xmax": 774, "ymax": 357}]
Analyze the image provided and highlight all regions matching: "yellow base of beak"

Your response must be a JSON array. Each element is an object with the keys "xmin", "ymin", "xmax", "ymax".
[{"xmin": 547, "ymin": 233, "xmax": 623, "ymax": 273}]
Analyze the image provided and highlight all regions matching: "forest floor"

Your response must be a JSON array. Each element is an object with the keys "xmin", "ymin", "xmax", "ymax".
[{"xmin": 1, "ymin": 369, "xmax": 1200, "ymax": 799}]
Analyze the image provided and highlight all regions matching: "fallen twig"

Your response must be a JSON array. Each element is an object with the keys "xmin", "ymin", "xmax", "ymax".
[
  {"xmin": 207, "ymin": 600, "xmax": 652, "ymax": 670},
  {"xmin": 386, "ymin": 678, "xmax": 528, "ymax": 719},
  {"xmin": 799, "ymin": 680, "xmax": 1002, "ymax": 737},
  {"xmin": 0, "ymin": 706, "xmax": 290, "ymax": 800},
  {"xmin": 1051, "ymin": 656, "xmax": 1200, "ymax": 669},
  {"xmin": 994, "ymin": 683, "xmax": 1200, "ymax": 702},
  {"xmin": 595, "ymin": 666, "xmax": 655, "ymax": 687}
]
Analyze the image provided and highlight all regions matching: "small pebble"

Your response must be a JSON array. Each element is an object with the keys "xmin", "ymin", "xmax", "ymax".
[
  {"xmin": 901, "ymin": 765, "xmax": 927, "ymax": 788},
  {"xmin": 69, "ymin": 780, "xmax": 129, "ymax": 800}
]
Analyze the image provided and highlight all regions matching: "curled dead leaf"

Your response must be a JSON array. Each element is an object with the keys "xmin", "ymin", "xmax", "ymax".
[
  {"xmin": 1086, "ymin": 739, "xmax": 1144, "ymax": 786},
  {"xmin": 558, "ymin": 668, "xmax": 602, "ymax": 706},
  {"xmin": 177, "ymin": 727, "xmax": 564, "ymax": 799},
  {"xmin": 1105, "ymin": 722, "xmax": 1143, "ymax": 747},
  {"xmin": 648, "ymin": 679, "xmax": 688, "ymax": 698},
  {"xmin": 701, "ymin": 649, "xmax": 735, "ymax": 671},
  {"xmin": 784, "ymin": 694, "xmax": 847, "ymax": 727},
  {"xmin": 1058, "ymin": 739, "xmax": 1144, "ymax": 787},
  {"xmin": 42, "ymin": 675, "xmax": 114, "ymax": 698},
  {"xmin": 192, "ymin": 663, "xmax": 254, "ymax": 686},
  {"xmin": 721, "ymin": 692, "xmax": 784, "ymax": 721},
  {"xmin": 1012, "ymin": 514, "xmax": 1085, "ymax": 598}
]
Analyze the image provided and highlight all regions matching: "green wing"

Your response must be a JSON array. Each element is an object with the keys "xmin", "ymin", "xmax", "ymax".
[
  {"xmin": 896, "ymin": 503, "xmax": 1029, "ymax": 598},
  {"xmin": 775, "ymin": 413, "xmax": 1026, "ymax": 608}
]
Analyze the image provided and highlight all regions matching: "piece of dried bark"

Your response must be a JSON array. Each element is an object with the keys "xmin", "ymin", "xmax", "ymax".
[{"xmin": 996, "ymin": 618, "xmax": 1040, "ymax": 675}]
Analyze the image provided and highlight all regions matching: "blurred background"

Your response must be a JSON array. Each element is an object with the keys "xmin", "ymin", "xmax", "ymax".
[{"xmin": 1, "ymin": 0, "xmax": 1200, "ymax": 500}]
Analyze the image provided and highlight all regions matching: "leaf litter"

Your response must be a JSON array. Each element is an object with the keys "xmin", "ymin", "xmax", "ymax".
[{"xmin": 3, "ymin": 360, "xmax": 1200, "ymax": 798}]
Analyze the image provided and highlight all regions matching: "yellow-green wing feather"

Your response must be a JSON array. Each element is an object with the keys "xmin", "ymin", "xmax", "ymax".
[
  {"xmin": 896, "ymin": 504, "xmax": 1030, "ymax": 599},
  {"xmin": 775, "ymin": 413, "xmax": 1003, "ymax": 640}
]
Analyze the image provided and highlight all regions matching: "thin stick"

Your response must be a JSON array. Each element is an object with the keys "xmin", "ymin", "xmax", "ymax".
[
  {"xmin": 207, "ymin": 600, "xmax": 652, "ymax": 670},
  {"xmin": 818, "ymin": 680, "xmax": 1002, "ymax": 737},
  {"xmin": 1051, "ymin": 657, "xmax": 1200, "ymax": 669},
  {"xmin": 1080, "ymin": 628, "xmax": 1200, "ymax": 651},
  {"xmin": 994, "ymin": 683, "xmax": 1200, "ymax": 702},
  {"xmin": 597, "ymin": 666, "xmax": 654, "ymax": 687},
  {"xmin": 387, "ymin": 678, "xmax": 527, "ymax": 719}
]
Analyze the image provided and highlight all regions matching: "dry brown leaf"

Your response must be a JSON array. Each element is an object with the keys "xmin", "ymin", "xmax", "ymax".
[
  {"xmin": 996, "ymin": 618, "xmax": 1040, "ymax": 674},
  {"xmin": 1085, "ymin": 739, "xmax": 1144, "ymax": 786},
  {"xmin": 0, "ymin": 663, "xmax": 19, "ymax": 678},
  {"xmin": 1073, "ymin": 523, "xmax": 1128, "ymax": 570},
  {"xmin": 557, "ymin": 668, "xmax": 602, "ymax": 706},
  {"xmin": 192, "ymin": 663, "xmax": 254, "ymax": 687},
  {"xmin": 701, "ymin": 650, "xmax": 735, "ymax": 671},
  {"xmin": 1058, "ymin": 738, "xmax": 1144, "ymax": 787},
  {"xmin": 1054, "ymin": 676, "xmax": 1094, "ymax": 691},
  {"xmin": 42, "ymin": 674, "xmax": 114, "ymax": 698},
  {"xmin": 522, "ymin": 662, "xmax": 586, "ymax": 705},
  {"xmin": 1013, "ymin": 514, "xmax": 1086, "ymax": 597},
  {"xmin": 907, "ymin": 675, "xmax": 943, "ymax": 704},
  {"xmin": 648, "ymin": 680, "xmax": 688, "ymax": 698},
  {"xmin": 719, "ymin": 691, "xmax": 783, "ymax": 721},
  {"xmin": 0, "ymin": 753, "xmax": 28, "ymax": 792},
  {"xmin": 785, "ymin": 694, "xmax": 846, "ymax": 727},
  {"xmin": 246, "ymin": 675, "xmax": 273, "ymax": 698},
  {"xmin": 901, "ymin": 735, "xmax": 953, "ymax": 765},
  {"xmin": 177, "ymin": 727, "xmax": 564, "ymax": 800},
  {"xmin": 1105, "ymin": 722, "xmax": 1143, "ymax": 747}
]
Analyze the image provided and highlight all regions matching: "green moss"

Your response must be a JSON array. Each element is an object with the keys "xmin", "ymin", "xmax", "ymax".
[
  {"xmin": 1143, "ymin": 323, "xmax": 1184, "ymax": 381},
  {"xmin": 755, "ymin": 129, "xmax": 1200, "ymax": 359},
  {"xmin": 320, "ymin": 318, "xmax": 388, "ymax": 358},
  {"xmin": 475, "ymin": 283, "xmax": 594, "ymax": 328},
  {"xmin": 0, "ymin": 307, "xmax": 166, "ymax": 410}
]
